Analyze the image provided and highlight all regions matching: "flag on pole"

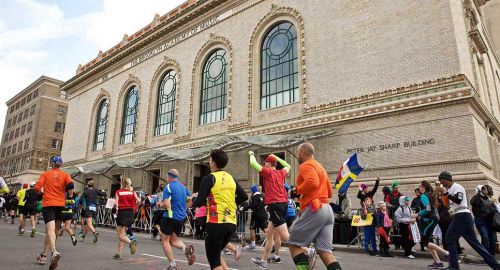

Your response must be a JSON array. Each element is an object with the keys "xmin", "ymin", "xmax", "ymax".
[{"xmin": 335, "ymin": 153, "xmax": 364, "ymax": 193}]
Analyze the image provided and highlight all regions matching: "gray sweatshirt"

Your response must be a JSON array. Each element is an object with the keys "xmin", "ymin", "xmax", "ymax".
[{"xmin": 394, "ymin": 196, "xmax": 412, "ymax": 224}]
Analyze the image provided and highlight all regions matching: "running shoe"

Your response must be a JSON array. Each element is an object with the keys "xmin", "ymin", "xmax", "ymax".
[
  {"xmin": 129, "ymin": 239, "xmax": 137, "ymax": 255},
  {"xmin": 245, "ymin": 245, "xmax": 256, "ymax": 251},
  {"xmin": 31, "ymin": 228, "xmax": 36, "ymax": 237},
  {"xmin": 308, "ymin": 247, "xmax": 317, "ymax": 270},
  {"xmin": 407, "ymin": 255, "xmax": 416, "ymax": 259},
  {"xmin": 234, "ymin": 246, "xmax": 242, "ymax": 262},
  {"xmin": 223, "ymin": 248, "xmax": 232, "ymax": 255},
  {"xmin": 93, "ymin": 232, "xmax": 99, "ymax": 243},
  {"xmin": 165, "ymin": 265, "xmax": 179, "ymax": 270},
  {"xmin": 37, "ymin": 253, "xmax": 47, "ymax": 265},
  {"xmin": 250, "ymin": 257, "xmax": 268, "ymax": 269},
  {"xmin": 112, "ymin": 254, "xmax": 121, "ymax": 260},
  {"xmin": 71, "ymin": 235, "xmax": 77, "ymax": 246},
  {"xmin": 58, "ymin": 228, "xmax": 64, "ymax": 237},
  {"xmin": 428, "ymin": 262, "xmax": 444, "ymax": 269},
  {"xmin": 79, "ymin": 232, "xmax": 85, "ymax": 241},
  {"xmin": 268, "ymin": 256, "xmax": 282, "ymax": 264},
  {"xmin": 49, "ymin": 251, "xmax": 61, "ymax": 270},
  {"xmin": 185, "ymin": 245, "xmax": 195, "ymax": 265},
  {"xmin": 18, "ymin": 229, "xmax": 24, "ymax": 236}
]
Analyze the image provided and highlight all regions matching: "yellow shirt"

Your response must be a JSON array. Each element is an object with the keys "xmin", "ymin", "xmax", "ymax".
[
  {"xmin": 207, "ymin": 171, "xmax": 237, "ymax": 224},
  {"xmin": 17, "ymin": 188, "xmax": 27, "ymax": 206}
]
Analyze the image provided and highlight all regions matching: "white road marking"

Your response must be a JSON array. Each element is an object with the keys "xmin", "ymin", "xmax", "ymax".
[{"xmin": 141, "ymin": 253, "xmax": 239, "ymax": 270}]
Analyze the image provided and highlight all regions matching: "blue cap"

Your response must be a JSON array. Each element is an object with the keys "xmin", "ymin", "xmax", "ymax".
[
  {"xmin": 50, "ymin": 155, "xmax": 63, "ymax": 164},
  {"xmin": 250, "ymin": 185, "xmax": 258, "ymax": 193}
]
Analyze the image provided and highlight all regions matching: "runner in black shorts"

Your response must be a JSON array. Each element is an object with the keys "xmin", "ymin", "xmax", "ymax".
[
  {"xmin": 249, "ymin": 152, "xmax": 291, "ymax": 267},
  {"xmin": 244, "ymin": 185, "xmax": 267, "ymax": 250},
  {"xmin": 57, "ymin": 193, "xmax": 78, "ymax": 246},
  {"xmin": 80, "ymin": 180, "xmax": 106, "ymax": 243},
  {"xmin": 193, "ymin": 150, "xmax": 248, "ymax": 270},
  {"xmin": 113, "ymin": 178, "xmax": 139, "ymax": 259},
  {"xmin": 160, "ymin": 169, "xmax": 195, "ymax": 270}
]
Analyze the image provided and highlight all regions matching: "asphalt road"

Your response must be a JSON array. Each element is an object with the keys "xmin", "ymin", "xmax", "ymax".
[{"xmin": 0, "ymin": 221, "xmax": 494, "ymax": 270}]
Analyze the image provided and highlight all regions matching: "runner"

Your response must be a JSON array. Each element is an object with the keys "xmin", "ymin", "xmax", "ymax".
[
  {"xmin": 34, "ymin": 155, "xmax": 74, "ymax": 270},
  {"xmin": 249, "ymin": 152, "xmax": 290, "ymax": 268},
  {"xmin": 113, "ymin": 177, "xmax": 139, "ymax": 259},
  {"xmin": 438, "ymin": 172, "xmax": 500, "ymax": 270},
  {"xmin": 8, "ymin": 191, "xmax": 18, "ymax": 224},
  {"xmin": 16, "ymin": 183, "xmax": 29, "ymax": 235},
  {"xmin": 78, "ymin": 190, "xmax": 86, "ymax": 239},
  {"xmin": 151, "ymin": 183, "xmax": 165, "ymax": 240},
  {"xmin": 0, "ymin": 173, "xmax": 9, "ymax": 194},
  {"xmin": 244, "ymin": 184, "xmax": 267, "ymax": 250},
  {"xmin": 192, "ymin": 149, "xmax": 248, "ymax": 270},
  {"xmin": 159, "ymin": 169, "xmax": 195, "ymax": 270},
  {"xmin": 23, "ymin": 182, "xmax": 41, "ymax": 237},
  {"xmin": 288, "ymin": 142, "xmax": 341, "ymax": 270},
  {"xmin": 80, "ymin": 180, "xmax": 106, "ymax": 243},
  {"xmin": 57, "ymin": 192, "xmax": 78, "ymax": 246},
  {"xmin": 0, "ymin": 194, "xmax": 5, "ymax": 219}
]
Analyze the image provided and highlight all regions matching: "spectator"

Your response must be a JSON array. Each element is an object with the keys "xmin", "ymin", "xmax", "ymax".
[
  {"xmin": 244, "ymin": 185, "xmax": 267, "ymax": 250},
  {"xmin": 361, "ymin": 197, "xmax": 377, "ymax": 256},
  {"xmin": 376, "ymin": 202, "xmax": 393, "ymax": 257},
  {"xmin": 470, "ymin": 185, "xmax": 496, "ymax": 255},
  {"xmin": 436, "ymin": 186, "xmax": 462, "ymax": 253},
  {"xmin": 194, "ymin": 203, "xmax": 207, "ymax": 240},
  {"xmin": 357, "ymin": 178, "xmax": 380, "ymax": 206},
  {"xmin": 394, "ymin": 196, "xmax": 416, "ymax": 258},
  {"xmin": 411, "ymin": 187, "xmax": 424, "ymax": 251}
]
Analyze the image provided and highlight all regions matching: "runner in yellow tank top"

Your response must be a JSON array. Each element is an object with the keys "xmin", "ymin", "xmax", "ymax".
[{"xmin": 193, "ymin": 149, "xmax": 248, "ymax": 270}]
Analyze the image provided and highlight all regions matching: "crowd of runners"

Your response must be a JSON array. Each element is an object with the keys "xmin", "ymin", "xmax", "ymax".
[{"xmin": 0, "ymin": 142, "xmax": 499, "ymax": 270}]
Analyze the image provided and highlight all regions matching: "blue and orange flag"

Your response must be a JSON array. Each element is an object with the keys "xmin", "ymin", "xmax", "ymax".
[{"xmin": 335, "ymin": 154, "xmax": 364, "ymax": 193}]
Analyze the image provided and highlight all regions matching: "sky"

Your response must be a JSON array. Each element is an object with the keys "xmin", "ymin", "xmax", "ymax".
[{"xmin": 0, "ymin": 0, "xmax": 185, "ymax": 133}]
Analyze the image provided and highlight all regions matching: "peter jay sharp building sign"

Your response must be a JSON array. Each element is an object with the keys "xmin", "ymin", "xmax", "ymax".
[
  {"xmin": 346, "ymin": 138, "xmax": 436, "ymax": 154},
  {"xmin": 126, "ymin": 10, "xmax": 233, "ymax": 69}
]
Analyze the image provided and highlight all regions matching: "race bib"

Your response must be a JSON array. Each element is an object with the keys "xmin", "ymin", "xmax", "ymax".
[{"xmin": 89, "ymin": 206, "xmax": 97, "ymax": 212}]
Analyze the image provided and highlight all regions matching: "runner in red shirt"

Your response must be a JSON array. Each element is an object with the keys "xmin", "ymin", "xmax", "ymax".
[
  {"xmin": 249, "ymin": 152, "xmax": 291, "ymax": 269},
  {"xmin": 34, "ymin": 155, "xmax": 74, "ymax": 270},
  {"xmin": 113, "ymin": 177, "xmax": 140, "ymax": 259}
]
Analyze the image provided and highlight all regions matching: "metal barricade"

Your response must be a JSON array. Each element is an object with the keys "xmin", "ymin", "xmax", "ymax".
[{"xmin": 94, "ymin": 204, "xmax": 154, "ymax": 233}]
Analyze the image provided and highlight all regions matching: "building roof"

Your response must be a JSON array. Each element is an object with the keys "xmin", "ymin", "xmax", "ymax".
[
  {"xmin": 6, "ymin": 75, "xmax": 64, "ymax": 105},
  {"xmin": 62, "ymin": 0, "xmax": 216, "ymax": 91}
]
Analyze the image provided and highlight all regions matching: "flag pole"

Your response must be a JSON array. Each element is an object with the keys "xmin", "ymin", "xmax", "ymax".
[{"xmin": 356, "ymin": 154, "xmax": 381, "ymax": 181}]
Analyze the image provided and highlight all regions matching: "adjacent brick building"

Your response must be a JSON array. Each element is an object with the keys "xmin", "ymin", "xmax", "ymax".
[
  {"xmin": 61, "ymin": 0, "xmax": 500, "ymax": 201},
  {"xmin": 0, "ymin": 76, "xmax": 68, "ymax": 187}
]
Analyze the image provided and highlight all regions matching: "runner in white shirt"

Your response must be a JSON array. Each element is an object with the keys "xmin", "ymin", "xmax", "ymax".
[{"xmin": 438, "ymin": 171, "xmax": 499, "ymax": 270}]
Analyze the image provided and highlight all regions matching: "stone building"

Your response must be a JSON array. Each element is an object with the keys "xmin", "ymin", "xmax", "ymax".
[
  {"xmin": 0, "ymin": 76, "xmax": 68, "ymax": 187},
  {"xmin": 61, "ymin": 0, "xmax": 500, "ymax": 201}
]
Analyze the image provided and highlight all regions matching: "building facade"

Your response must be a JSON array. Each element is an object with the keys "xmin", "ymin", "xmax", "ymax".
[
  {"xmin": 61, "ymin": 0, "xmax": 500, "ymax": 201},
  {"xmin": 0, "ymin": 76, "xmax": 68, "ymax": 186}
]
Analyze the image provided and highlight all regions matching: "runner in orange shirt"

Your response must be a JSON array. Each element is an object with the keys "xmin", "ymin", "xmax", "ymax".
[{"xmin": 34, "ymin": 156, "xmax": 74, "ymax": 270}]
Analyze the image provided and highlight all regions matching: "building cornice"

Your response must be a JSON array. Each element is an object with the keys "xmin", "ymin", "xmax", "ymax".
[
  {"xmin": 61, "ymin": 0, "xmax": 232, "ymax": 93},
  {"xmin": 7, "ymin": 76, "xmax": 64, "ymax": 105}
]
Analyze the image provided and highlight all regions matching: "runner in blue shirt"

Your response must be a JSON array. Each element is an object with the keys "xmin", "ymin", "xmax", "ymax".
[{"xmin": 160, "ymin": 169, "xmax": 195, "ymax": 270}]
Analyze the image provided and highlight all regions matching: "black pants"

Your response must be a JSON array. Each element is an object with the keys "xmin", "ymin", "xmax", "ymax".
[
  {"xmin": 438, "ymin": 222, "xmax": 462, "ymax": 253},
  {"xmin": 195, "ymin": 217, "xmax": 206, "ymax": 239},
  {"xmin": 446, "ymin": 213, "xmax": 499, "ymax": 269},
  {"xmin": 399, "ymin": 223, "xmax": 414, "ymax": 257},
  {"xmin": 205, "ymin": 223, "xmax": 236, "ymax": 269}
]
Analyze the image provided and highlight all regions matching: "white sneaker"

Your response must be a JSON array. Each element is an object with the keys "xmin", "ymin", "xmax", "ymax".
[
  {"xmin": 308, "ymin": 247, "xmax": 317, "ymax": 269},
  {"xmin": 407, "ymin": 255, "xmax": 416, "ymax": 259}
]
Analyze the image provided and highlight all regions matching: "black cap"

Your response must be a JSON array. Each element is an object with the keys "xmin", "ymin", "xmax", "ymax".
[{"xmin": 438, "ymin": 171, "xmax": 452, "ymax": 181}]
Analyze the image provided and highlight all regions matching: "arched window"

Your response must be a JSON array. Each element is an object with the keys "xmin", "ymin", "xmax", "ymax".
[
  {"xmin": 93, "ymin": 99, "xmax": 109, "ymax": 151},
  {"xmin": 200, "ymin": 49, "xmax": 227, "ymax": 125},
  {"xmin": 260, "ymin": 22, "xmax": 298, "ymax": 110},
  {"xmin": 120, "ymin": 86, "xmax": 139, "ymax": 144},
  {"xmin": 154, "ymin": 70, "xmax": 177, "ymax": 136}
]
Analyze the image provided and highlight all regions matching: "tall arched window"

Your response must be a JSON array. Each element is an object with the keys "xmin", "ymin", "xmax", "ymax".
[
  {"xmin": 120, "ymin": 86, "xmax": 139, "ymax": 144},
  {"xmin": 261, "ymin": 22, "xmax": 298, "ymax": 110},
  {"xmin": 200, "ymin": 49, "xmax": 227, "ymax": 125},
  {"xmin": 155, "ymin": 70, "xmax": 177, "ymax": 136},
  {"xmin": 93, "ymin": 99, "xmax": 109, "ymax": 151}
]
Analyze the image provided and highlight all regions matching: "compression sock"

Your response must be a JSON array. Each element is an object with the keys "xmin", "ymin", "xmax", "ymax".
[
  {"xmin": 327, "ymin": 262, "xmax": 342, "ymax": 270},
  {"xmin": 293, "ymin": 253, "xmax": 310, "ymax": 270}
]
